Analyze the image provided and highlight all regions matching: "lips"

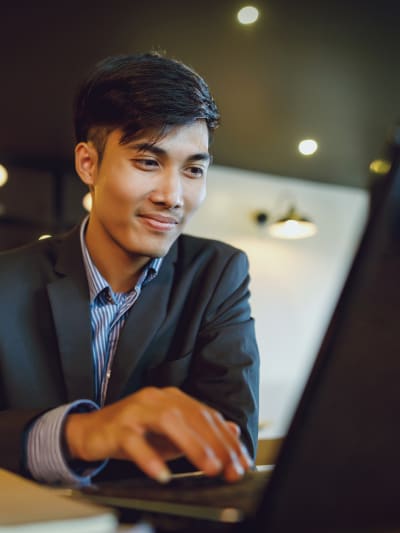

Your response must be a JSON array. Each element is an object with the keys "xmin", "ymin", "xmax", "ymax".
[{"xmin": 138, "ymin": 213, "xmax": 181, "ymax": 232}]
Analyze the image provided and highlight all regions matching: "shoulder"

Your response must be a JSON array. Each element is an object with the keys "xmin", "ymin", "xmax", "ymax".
[
  {"xmin": 172, "ymin": 234, "xmax": 250, "ymax": 288},
  {"xmin": 173, "ymin": 236, "xmax": 254, "ymax": 326},
  {"xmin": 176, "ymin": 234, "xmax": 248, "ymax": 268},
  {"xmin": 0, "ymin": 238, "xmax": 52, "ymax": 269},
  {"xmin": 0, "ymin": 227, "xmax": 77, "ymax": 284}
]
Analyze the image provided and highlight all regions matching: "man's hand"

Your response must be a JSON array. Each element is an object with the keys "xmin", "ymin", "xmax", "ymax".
[{"xmin": 64, "ymin": 387, "xmax": 253, "ymax": 483}]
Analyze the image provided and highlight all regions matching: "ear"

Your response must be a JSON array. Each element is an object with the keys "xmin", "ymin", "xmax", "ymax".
[{"xmin": 75, "ymin": 142, "xmax": 98, "ymax": 187}]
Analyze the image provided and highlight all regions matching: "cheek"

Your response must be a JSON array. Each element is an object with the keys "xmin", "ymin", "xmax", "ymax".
[
  {"xmin": 185, "ymin": 182, "xmax": 207, "ymax": 214},
  {"xmin": 96, "ymin": 175, "xmax": 139, "ymax": 207}
]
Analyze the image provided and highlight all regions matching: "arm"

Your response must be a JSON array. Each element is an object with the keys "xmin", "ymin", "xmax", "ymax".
[
  {"xmin": 183, "ymin": 249, "xmax": 260, "ymax": 459},
  {"xmin": 26, "ymin": 401, "xmax": 107, "ymax": 484},
  {"xmin": 0, "ymin": 402, "xmax": 106, "ymax": 483}
]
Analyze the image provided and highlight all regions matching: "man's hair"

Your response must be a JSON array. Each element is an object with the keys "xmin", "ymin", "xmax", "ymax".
[{"xmin": 74, "ymin": 52, "xmax": 220, "ymax": 158}]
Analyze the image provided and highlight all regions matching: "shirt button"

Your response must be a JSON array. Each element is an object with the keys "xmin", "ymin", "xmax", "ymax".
[{"xmin": 106, "ymin": 291, "xmax": 114, "ymax": 304}]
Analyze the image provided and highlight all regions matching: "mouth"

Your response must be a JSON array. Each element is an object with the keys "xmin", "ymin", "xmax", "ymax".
[{"xmin": 137, "ymin": 213, "xmax": 181, "ymax": 232}]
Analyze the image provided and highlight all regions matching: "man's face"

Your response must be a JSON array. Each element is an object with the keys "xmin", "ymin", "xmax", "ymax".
[{"xmin": 82, "ymin": 120, "xmax": 210, "ymax": 261}]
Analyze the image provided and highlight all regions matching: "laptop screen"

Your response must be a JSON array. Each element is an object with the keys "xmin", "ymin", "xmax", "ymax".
[{"xmin": 253, "ymin": 140, "xmax": 400, "ymax": 532}]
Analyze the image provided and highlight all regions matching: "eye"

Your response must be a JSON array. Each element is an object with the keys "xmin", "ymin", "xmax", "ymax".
[
  {"xmin": 134, "ymin": 158, "xmax": 159, "ymax": 170},
  {"xmin": 185, "ymin": 166, "xmax": 206, "ymax": 179}
]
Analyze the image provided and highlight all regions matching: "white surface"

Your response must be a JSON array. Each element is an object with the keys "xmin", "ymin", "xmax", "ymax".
[{"xmin": 185, "ymin": 165, "xmax": 369, "ymax": 437}]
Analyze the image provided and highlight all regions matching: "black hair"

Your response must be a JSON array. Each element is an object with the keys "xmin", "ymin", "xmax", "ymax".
[{"xmin": 74, "ymin": 52, "xmax": 220, "ymax": 157}]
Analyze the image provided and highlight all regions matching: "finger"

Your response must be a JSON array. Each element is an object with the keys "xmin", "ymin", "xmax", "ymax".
[
  {"xmin": 227, "ymin": 421, "xmax": 241, "ymax": 437},
  {"xmin": 225, "ymin": 422, "xmax": 253, "ymax": 468},
  {"xmin": 145, "ymin": 431, "xmax": 182, "ymax": 461},
  {"xmin": 163, "ymin": 389, "xmax": 238, "ymax": 454},
  {"xmin": 118, "ymin": 429, "xmax": 172, "ymax": 483},
  {"xmin": 206, "ymin": 411, "xmax": 253, "ymax": 476},
  {"xmin": 224, "ymin": 420, "xmax": 254, "ymax": 469},
  {"xmin": 162, "ymin": 389, "xmax": 251, "ymax": 477},
  {"xmin": 152, "ymin": 403, "xmax": 244, "ymax": 480},
  {"xmin": 154, "ymin": 406, "xmax": 226, "ymax": 476}
]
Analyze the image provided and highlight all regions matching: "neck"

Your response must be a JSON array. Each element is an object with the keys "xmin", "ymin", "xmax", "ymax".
[{"xmin": 84, "ymin": 217, "xmax": 149, "ymax": 293}]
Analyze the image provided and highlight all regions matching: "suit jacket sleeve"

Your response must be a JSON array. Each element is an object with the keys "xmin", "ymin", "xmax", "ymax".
[{"xmin": 182, "ymin": 249, "xmax": 260, "ymax": 459}]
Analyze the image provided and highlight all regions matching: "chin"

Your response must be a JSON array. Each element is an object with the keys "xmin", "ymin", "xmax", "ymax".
[
  {"xmin": 130, "ymin": 239, "xmax": 176, "ymax": 259},
  {"xmin": 148, "ymin": 243, "xmax": 174, "ymax": 258}
]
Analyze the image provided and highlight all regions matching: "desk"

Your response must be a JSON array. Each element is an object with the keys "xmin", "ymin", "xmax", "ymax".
[{"xmin": 255, "ymin": 437, "xmax": 283, "ymax": 466}]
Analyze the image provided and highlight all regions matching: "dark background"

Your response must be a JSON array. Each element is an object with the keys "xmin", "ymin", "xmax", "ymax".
[{"xmin": 0, "ymin": 1, "xmax": 399, "ymax": 247}]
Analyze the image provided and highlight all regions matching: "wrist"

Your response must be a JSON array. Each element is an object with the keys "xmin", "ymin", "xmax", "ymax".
[{"xmin": 64, "ymin": 412, "xmax": 90, "ymax": 460}]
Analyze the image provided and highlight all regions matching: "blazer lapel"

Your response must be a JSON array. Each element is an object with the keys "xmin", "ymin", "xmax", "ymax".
[
  {"xmin": 47, "ymin": 227, "xmax": 95, "ymax": 402},
  {"xmin": 105, "ymin": 244, "xmax": 177, "ymax": 403}
]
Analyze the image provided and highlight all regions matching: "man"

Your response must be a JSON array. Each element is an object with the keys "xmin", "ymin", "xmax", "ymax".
[{"xmin": 0, "ymin": 52, "xmax": 259, "ymax": 485}]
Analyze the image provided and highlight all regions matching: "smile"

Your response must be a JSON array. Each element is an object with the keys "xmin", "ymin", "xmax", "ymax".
[{"xmin": 138, "ymin": 214, "xmax": 180, "ymax": 232}]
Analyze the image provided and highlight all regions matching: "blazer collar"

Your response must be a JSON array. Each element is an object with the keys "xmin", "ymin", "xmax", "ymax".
[
  {"xmin": 105, "ymin": 240, "xmax": 178, "ymax": 403},
  {"xmin": 47, "ymin": 226, "xmax": 94, "ymax": 402}
]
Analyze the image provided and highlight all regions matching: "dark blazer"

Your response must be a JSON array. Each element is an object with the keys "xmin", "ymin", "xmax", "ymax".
[{"xmin": 0, "ymin": 226, "xmax": 259, "ymax": 477}]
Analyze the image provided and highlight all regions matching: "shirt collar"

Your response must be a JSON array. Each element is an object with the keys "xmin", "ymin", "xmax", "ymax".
[{"xmin": 79, "ymin": 216, "xmax": 162, "ymax": 302}]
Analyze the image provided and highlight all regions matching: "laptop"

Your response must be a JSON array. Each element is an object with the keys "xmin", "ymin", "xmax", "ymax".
[{"xmin": 75, "ymin": 138, "xmax": 400, "ymax": 532}]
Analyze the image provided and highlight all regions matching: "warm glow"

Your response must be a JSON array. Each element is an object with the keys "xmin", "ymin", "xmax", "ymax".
[
  {"xmin": 82, "ymin": 192, "xmax": 92, "ymax": 212},
  {"xmin": 298, "ymin": 139, "xmax": 318, "ymax": 156},
  {"xmin": 369, "ymin": 159, "xmax": 391, "ymax": 175},
  {"xmin": 0, "ymin": 164, "xmax": 8, "ymax": 187},
  {"xmin": 269, "ymin": 220, "xmax": 317, "ymax": 240},
  {"xmin": 237, "ymin": 6, "xmax": 259, "ymax": 24},
  {"xmin": 38, "ymin": 234, "xmax": 52, "ymax": 240}
]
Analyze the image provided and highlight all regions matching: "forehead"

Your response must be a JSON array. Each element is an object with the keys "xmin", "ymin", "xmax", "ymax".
[{"xmin": 107, "ymin": 121, "xmax": 210, "ymax": 155}]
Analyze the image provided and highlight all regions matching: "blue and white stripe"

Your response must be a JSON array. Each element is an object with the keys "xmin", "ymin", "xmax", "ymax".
[
  {"xmin": 27, "ymin": 400, "xmax": 102, "ymax": 485},
  {"xmin": 80, "ymin": 219, "xmax": 161, "ymax": 404}
]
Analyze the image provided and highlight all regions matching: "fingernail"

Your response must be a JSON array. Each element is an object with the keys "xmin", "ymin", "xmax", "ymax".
[
  {"xmin": 204, "ymin": 455, "xmax": 223, "ymax": 474},
  {"xmin": 234, "ymin": 461, "xmax": 244, "ymax": 476},
  {"xmin": 155, "ymin": 467, "xmax": 172, "ymax": 484},
  {"xmin": 229, "ymin": 451, "xmax": 245, "ymax": 476}
]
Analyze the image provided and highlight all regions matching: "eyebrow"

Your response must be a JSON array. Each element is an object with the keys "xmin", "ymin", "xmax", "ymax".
[{"xmin": 127, "ymin": 142, "xmax": 211, "ymax": 164}]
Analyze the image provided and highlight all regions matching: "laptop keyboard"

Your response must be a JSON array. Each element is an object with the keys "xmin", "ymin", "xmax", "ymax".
[{"xmin": 82, "ymin": 468, "xmax": 271, "ymax": 514}]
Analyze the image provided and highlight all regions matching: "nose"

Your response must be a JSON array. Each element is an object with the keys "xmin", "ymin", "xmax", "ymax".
[{"xmin": 149, "ymin": 170, "xmax": 184, "ymax": 209}]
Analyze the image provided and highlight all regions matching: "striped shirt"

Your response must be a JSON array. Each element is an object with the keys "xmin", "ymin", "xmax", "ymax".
[
  {"xmin": 27, "ymin": 218, "xmax": 162, "ymax": 484},
  {"xmin": 80, "ymin": 219, "xmax": 161, "ymax": 404}
]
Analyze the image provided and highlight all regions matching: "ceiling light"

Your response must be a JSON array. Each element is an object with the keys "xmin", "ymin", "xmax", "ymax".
[
  {"xmin": 237, "ymin": 6, "xmax": 259, "ymax": 25},
  {"xmin": 38, "ymin": 234, "xmax": 52, "ymax": 240},
  {"xmin": 0, "ymin": 164, "xmax": 8, "ymax": 187},
  {"xmin": 369, "ymin": 159, "xmax": 391, "ymax": 175},
  {"xmin": 298, "ymin": 139, "xmax": 318, "ymax": 156},
  {"xmin": 82, "ymin": 192, "xmax": 92, "ymax": 212}
]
